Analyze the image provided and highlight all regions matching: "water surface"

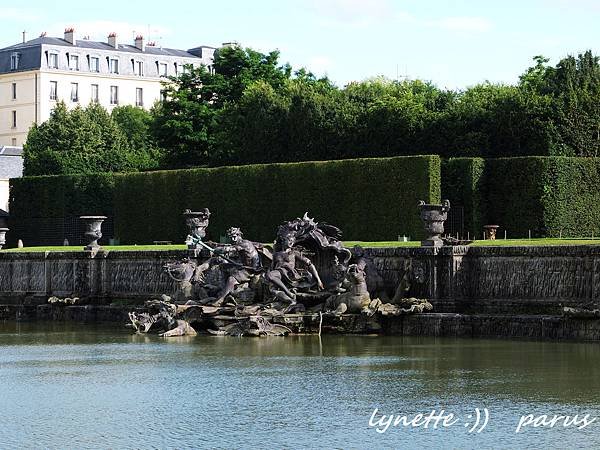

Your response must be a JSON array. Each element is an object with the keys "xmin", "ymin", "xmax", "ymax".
[{"xmin": 1, "ymin": 322, "xmax": 600, "ymax": 449}]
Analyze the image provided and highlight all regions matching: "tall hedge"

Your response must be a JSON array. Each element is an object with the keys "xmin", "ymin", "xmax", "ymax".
[
  {"xmin": 484, "ymin": 157, "xmax": 549, "ymax": 236},
  {"xmin": 442, "ymin": 157, "xmax": 486, "ymax": 235},
  {"xmin": 452, "ymin": 157, "xmax": 600, "ymax": 238},
  {"xmin": 113, "ymin": 155, "xmax": 440, "ymax": 243},
  {"xmin": 9, "ymin": 155, "xmax": 440, "ymax": 245},
  {"xmin": 541, "ymin": 157, "xmax": 600, "ymax": 237},
  {"xmin": 8, "ymin": 173, "xmax": 115, "ymax": 246},
  {"xmin": 10, "ymin": 173, "xmax": 115, "ymax": 219}
]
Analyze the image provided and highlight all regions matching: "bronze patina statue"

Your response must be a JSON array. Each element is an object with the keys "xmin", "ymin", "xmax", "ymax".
[
  {"xmin": 126, "ymin": 211, "xmax": 433, "ymax": 337},
  {"xmin": 211, "ymin": 227, "xmax": 268, "ymax": 306},
  {"xmin": 265, "ymin": 222, "xmax": 324, "ymax": 303}
]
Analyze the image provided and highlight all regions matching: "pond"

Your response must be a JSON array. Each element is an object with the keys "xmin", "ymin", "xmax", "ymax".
[{"xmin": 1, "ymin": 322, "xmax": 599, "ymax": 449}]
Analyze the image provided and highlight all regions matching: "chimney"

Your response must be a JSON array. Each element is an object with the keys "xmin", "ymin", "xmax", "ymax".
[
  {"xmin": 108, "ymin": 32, "xmax": 118, "ymax": 48},
  {"xmin": 22, "ymin": 31, "xmax": 26, "ymax": 43},
  {"xmin": 64, "ymin": 27, "xmax": 76, "ymax": 45},
  {"xmin": 134, "ymin": 35, "xmax": 145, "ymax": 51}
]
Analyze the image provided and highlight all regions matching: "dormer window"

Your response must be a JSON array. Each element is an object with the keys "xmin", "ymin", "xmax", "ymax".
[
  {"xmin": 48, "ymin": 52, "xmax": 58, "ymax": 69},
  {"xmin": 89, "ymin": 56, "xmax": 99, "ymax": 72},
  {"xmin": 109, "ymin": 58, "xmax": 119, "ymax": 74},
  {"xmin": 10, "ymin": 52, "xmax": 20, "ymax": 70},
  {"xmin": 69, "ymin": 54, "xmax": 79, "ymax": 70},
  {"xmin": 132, "ymin": 60, "xmax": 144, "ymax": 76},
  {"xmin": 158, "ymin": 62, "xmax": 168, "ymax": 77}
]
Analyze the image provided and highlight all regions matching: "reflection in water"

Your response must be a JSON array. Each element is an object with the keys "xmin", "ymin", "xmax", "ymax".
[{"xmin": 0, "ymin": 322, "xmax": 599, "ymax": 448}]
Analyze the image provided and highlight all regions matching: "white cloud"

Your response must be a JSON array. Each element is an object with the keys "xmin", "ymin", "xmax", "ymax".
[{"xmin": 431, "ymin": 16, "xmax": 493, "ymax": 33}]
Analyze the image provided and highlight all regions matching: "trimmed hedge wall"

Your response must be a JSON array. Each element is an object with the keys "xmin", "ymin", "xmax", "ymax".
[
  {"xmin": 9, "ymin": 155, "xmax": 441, "ymax": 245},
  {"xmin": 8, "ymin": 173, "xmax": 115, "ymax": 246},
  {"xmin": 10, "ymin": 173, "xmax": 115, "ymax": 218},
  {"xmin": 531, "ymin": 157, "xmax": 600, "ymax": 237},
  {"xmin": 442, "ymin": 157, "xmax": 486, "ymax": 235},
  {"xmin": 113, "ymin": 156, "xmax": 441, "ymax": 243},
  {"xmin": 445, "ymin": 157, "xmax": 600, "ymax": 238},
  {"xmin": 484, "ymin": 157, "xmax": 549, "ymax": 236},
  {"xmin": 11, "ymin": 155, "xmax": 600, "ymax": 244}
]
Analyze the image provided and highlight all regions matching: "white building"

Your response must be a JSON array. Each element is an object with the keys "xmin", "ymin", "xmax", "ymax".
[
  {"xmin": 0, "ymin": 145, "xmax": 23, "ymax": 213},
  {"xmin": 0, "ymin": 29, "xmax": 215, "ymax": 146}
]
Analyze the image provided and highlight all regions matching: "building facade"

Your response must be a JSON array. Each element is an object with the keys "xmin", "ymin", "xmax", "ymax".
[
  {"xmin": 0, "ymin": 29, "xmax": 215, "ymax": 146},
  {"xmin": 0, "ymin": 145, "xmax": 23, "ymax": 213}
]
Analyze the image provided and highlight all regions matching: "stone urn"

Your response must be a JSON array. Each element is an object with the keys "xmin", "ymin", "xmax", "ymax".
[
  {"xmin": 0, "ymin": 227, "xmax": 8, "ymax": 250},
  {"xmin": 483, "ymin": 225, "xmax": 500, "ymax": 240},
  {"xmin": 418, "ymin": 200, "xmax": 450, "ymax": 247},
  {"xmin": 80, "ymin": 216, "xmax": 107, "ymax": 250},
  {"xmin": 183, "ymin": 208, "xmax": 211, "ymax": 249}
]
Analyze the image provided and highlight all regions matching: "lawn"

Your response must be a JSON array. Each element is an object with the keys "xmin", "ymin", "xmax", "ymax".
[
  {"xmin": 4, "ymin": 238, "xmax": 600, "ymax": 252},
  {"xmin": 2, "ymin": 244, "xmax": 188, "ymax": 252}
]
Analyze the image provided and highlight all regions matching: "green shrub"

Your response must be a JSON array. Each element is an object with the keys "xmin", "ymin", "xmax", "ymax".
[
  {"xmin": 541, "ymin": 157, "xmax": 600, "ymax": 237},
  {"xmin": 10, "ymin": 155, "xmax": 440, "ymax": 245},
  {"xmin": 442, "ymin": 157, "xmax": 486, "ymax": 235},
  {"xmin": 457, "ymin": 156, "xmax": 600, "ymax": 238}
]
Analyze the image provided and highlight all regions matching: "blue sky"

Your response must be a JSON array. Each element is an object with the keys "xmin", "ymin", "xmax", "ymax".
[{"xmin": 1, "ymin": 0, "xmax": 599, "ymax": 89}]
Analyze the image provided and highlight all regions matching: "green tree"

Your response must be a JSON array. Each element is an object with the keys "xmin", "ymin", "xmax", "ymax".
[
  {"xmin": 152, "ymin": 44, "xmax": 292, "ymax": 168},
  {"xmin": 111, "ymin": 105, "xmax": 163, "ymax": 170},
  {"xmin": 23, "ymin": 102, "xmax": 145, "ymax": 176},
  {"xmin": 546, "ymin": 51, "xmax": 600, "ymax": 156}
]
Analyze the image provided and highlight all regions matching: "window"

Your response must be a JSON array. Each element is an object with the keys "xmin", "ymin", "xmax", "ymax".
[
  {"xmin": 136, "ymin": 61, "xmax": 144, "ymax": 76},
  {"xmin": 109, "ymin": 58, "xmax": 119, "ymax": 74},
  {"xmin": 110, "ymin": 85, "xmax": 118, "ymax": 104},
  {"xmin": 70, "ymin": 83, "xmax": 79, "ymax": 102},
  {"xmin": 69, "ymin": 54, "xmax": 79, "ymax": 70},
  {"xmin": 49, "ymin": 81, "xmax": 58, "ymax": 100},
  {"xmin": 91, "ymin": 84, "xmax": 99, "ymax": 102},
  {"xmin": 10, "ymin": 52, "xmax": 20, "ymax": 70},
  {"xmin": 159, "ymin": 62, "xmax": 167, "ymax": 77},
  {"xmin": 136, "ymin": 87, "xmax": 143, "ymax": 107},
  {"xmin": 48, "ymin": 52, "xmax": 58, "ymax": 68},
  {"xmin": 174, "ymin": 62, "xmax": 178, "ymax": 76},
  {"xmin": 11, "ymin": 138, "xmax": 16, "ymax": 146},
  {"xmin": 11, "ymin": 83, "xmax": 16, "ymax": 100},
  {"xmin": 90, "ymin": 56, "xmax": 100, "ymax": 72},
  {"xmin": 11, "ymin": 111, "xmax": 16, "ymax": 128}
]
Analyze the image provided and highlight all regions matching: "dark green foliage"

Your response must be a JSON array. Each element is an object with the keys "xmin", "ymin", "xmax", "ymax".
[
  {"xmin": 8, "ymin": 173, "xmax": 115, "ymax": 246},
  {"xmin": 113, "ymin": 155, "xmax": 440, "ymax": 243},
  {"xmin": 111, "ymin": 106, "xmax": 163, "ymax": 170},
  {"xmin": 442, "ymin": 158, "xmax": 486, "ymax": 234},
  {"xmin": 8, "ymin": 156, "xmax": 441, "ymax": 245},
  {"xmin": 150, "ymin": 66, "xmax": 217, "ymax": 168},
  {"xmin": 23, "ymin": 102, "xmax": 160, "ymax": 176},
  {"xmin": 446, "ymin": 156, "xmax": 600, "ymax": 238},
  {"xmin": 152, "ymin": 45, "xmax": 292, "ymax": 168},
  {"xmin": 540, "ymin": 157, "xmax": 600, "ymax": 237},
  {"xmin": 9, "ymin": 173, "xmax": 115, "ymax": 219},
  {"xmin": 23, "ymin": 49, "xmax": 600, "ymax": 174},
  {"xmin": 484, "ymin": 158, "xmax": 549, "ymax": 237}
]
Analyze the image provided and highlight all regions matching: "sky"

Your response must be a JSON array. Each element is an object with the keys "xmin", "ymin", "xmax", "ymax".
[{"xmin": 1, "ymin": 0, "xmax": 599, "ymax": 90}]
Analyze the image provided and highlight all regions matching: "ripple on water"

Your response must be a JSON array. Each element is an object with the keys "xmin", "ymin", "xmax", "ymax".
[{"xmin": 1, "ymin": 325, "xmax": 600, "ymax": 448}]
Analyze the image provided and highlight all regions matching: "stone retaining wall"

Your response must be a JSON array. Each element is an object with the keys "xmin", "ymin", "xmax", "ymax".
[{"xmin": 1, "ymin": 245, "xmax": 599, "ymax": 315}]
